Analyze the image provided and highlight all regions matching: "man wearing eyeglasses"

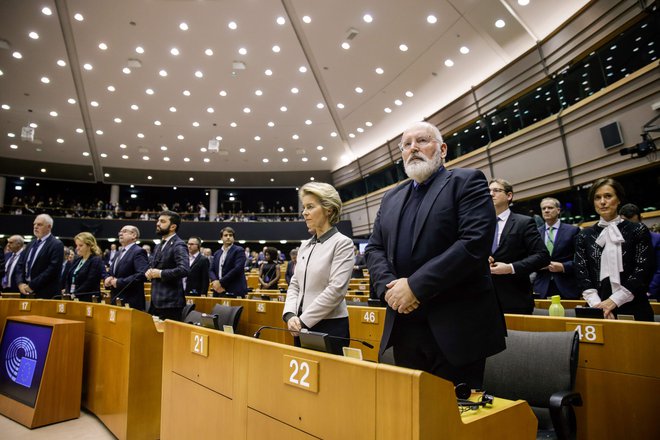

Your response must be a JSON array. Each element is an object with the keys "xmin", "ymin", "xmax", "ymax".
[
  {"xmin": 366, "ymin": 121, "xmax": 506, "ymax": 390},
  {"xmin": 104, "ymin": 225, "xmax": 149, "ymax": 310},
  {"xmin": 488, "ymin": 179, "xmax": 550, "ymax": 314},
  {"xmin": 183, "ymin": 237, "xmax": 210, "ymax": 296}
]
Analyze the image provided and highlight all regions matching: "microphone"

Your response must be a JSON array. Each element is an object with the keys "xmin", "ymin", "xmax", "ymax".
[
  {"xmin": 253, "ymin": 325, "xmax": 289, "ymax": 339},
  {"xmin": 253, "ymin": 326, "xmax": 374, "ymax": 349}
]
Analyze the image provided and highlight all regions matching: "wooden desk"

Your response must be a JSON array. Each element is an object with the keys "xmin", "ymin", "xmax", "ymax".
[
  {"xmin": 534, "ymin": 298, "xmax": 660, "ymax": 315},
  {"xmin": 505, "ymin": 314, "xmax": 660, "ymax": 440},
  {"xmin": 0, "ymin": 299, "xmax": 162, "ymax": 440},
  {"xmin": 161, "ymin": 321, "xmax": 536, "ymax": 439}
]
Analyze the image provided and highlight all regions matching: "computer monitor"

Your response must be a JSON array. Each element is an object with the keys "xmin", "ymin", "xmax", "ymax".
[{"xmin": 0, "ymin": 320, "xmax": 54, "ymax": 408}]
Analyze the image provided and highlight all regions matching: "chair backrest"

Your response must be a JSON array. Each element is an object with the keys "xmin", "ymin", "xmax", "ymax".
[
  {"xmin": 184, "ymin": 310, "xmax": 204, "ymax": 326},
  {"xmin": 181, "ymin": 302, "xmax": 196, "ymax": 321},
  {"xmin": 211, "ymin": 304, "xmax": 243, "ymax": 332},
  {"xmin": 483, "ymin": 330, "xmax": 579, "ymax": 408}
]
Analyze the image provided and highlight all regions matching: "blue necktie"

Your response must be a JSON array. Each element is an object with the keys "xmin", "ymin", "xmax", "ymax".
[
  {"xmin": 26, "ymin": 239, "xmax": 43, "ymax": 279},
  {"xmin": 2, "ymin": 253, "xmax": 16, "ymax": 288}
]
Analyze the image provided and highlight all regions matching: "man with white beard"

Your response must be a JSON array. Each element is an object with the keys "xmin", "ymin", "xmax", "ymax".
[{"xmin": 365, "ymin": 121, "xmax": 505, "ymax": 389}]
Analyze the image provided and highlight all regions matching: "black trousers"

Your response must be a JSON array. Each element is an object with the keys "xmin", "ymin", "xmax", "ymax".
[{"xmin": 149, "ymin": 304, "xmax": 183, "ymax": 322}]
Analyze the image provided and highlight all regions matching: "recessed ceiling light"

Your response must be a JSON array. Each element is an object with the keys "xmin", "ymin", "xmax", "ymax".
[
  {"xmin": 169, "ymin": 106, "xmax": 176, "ymax": 112},
  {"xmin": 262, "ymin": 158, "xmax": 269, "ymax": 163},
  {"xmin": 280, "ymin": 106, "xmax": 287, "ymax": 112},
  {"xmin": 29, "ymin": 31, "xmax": 39, "ymax": 39},
  {"xmin": 272, "ymin": 45, "xmax": 281, "ymax": 53},
  {"xmin": 160, "ymin": 145, "xmax": 168, "ymax": 151},
  {"xmin": 74, "ymin": 13, "xmax": 84, "ymax": 21},
  {"xmin": 122, "ymin": 67, "xmax": 131, "ymax": 74},
  {"xmin": 12, "ymin": 52, "xmax": 23, "ymax": 59},
  {"xmin": 305, "ymin": 120, "xmax": 312, "ymax": 125},
  {"xmin": 267, "ymin": 121, "xmax": 275, "ymax": 127},
  {"xmin": 147, "ymin": 175, "xmax": 152, "ymax": 179},
  {"xmin": 200, "ymin": 147, "xmax": 207, "ymax": 152},
  {"xmin": 302, "ymin": 157, "xmax": 309, "ymax": 162},
  {"xmin": 120, "ymin": 143, "xmax": 127, "ymax": 148},
  {"xmin": 405, "ymin": 91, "xmax": 413, "ymax": 97},
  {"xmin": 192, "ymin": 121, "xmax": 200, "ymax": 127},
  {"xmin": 104, "ymin": 172, "xmax": 110, "ymax": 177},
  {"xmin": 238, "ymin": 47, "xmax": 247, "ymax": 55},
  {"xmin": 518, "ymin": 0, "xmax": 530, "ymax": 5},
  {"xmin": 41, "ymin": 77, "xmax": 50, "ymax": 84},
  {"xmin": 183, "ymin": 157, "xmax": 190, "ymax": 162},
  {"xmin": 375, "ymin": 67, "xmax": 384, "ymax": 74},
  {"xmin": 276, "ymin": 16, "xmax": 286, "ymax": 25},
  {"xmin": 460, "ymin": 46, "xmax": 470, "ymax": 54},
  {"xmin": 90, "ymin": 100, "xmax": 99, "ymax": 107},
  {"xmin": 142, "ymin": 156, "xmax": 150, "ymax": 161},
  {"xmin": 495, "ymin": 19, "xmax": 506, "ymax": 28},
  {"xmin": 76, "ymin": 128, "xmax": 84, "ymax": 133},
  {"xmin": 29, "ymin": 122, "xmax": 37, "ymax": 128},
  {"xmin": 282, "ymin": 158, "xmax": 288, "ymax": 163},
  {"xmin": 145, "ymin": 88, "xmax": 154, "ymax": 95},
  {"xmin": 299, "ymin": 66, "xmax": 307, "ymax": 73},
  {"xmin": 341, "ymin": 42, "xmax": 351, "ymax": 50},
  {"xmin": 101, "ymin": 154, "xmax": 108, "ymax": 158},
  {"xmin": 357, "ymin": 127, "xmax": 364, "ymax": 133},
  {"xmin": 255, "ymin": 89, "xmax": 263, "ymax": 96},
  {"xmin": 348, "ymin": 133, "xmax": 355, "ymax": 138},
  {"xmin": 239, "ymin": 148, "xmax": 246, "ymax": 153},
  {"xmin": 83, "ymin": 63, "xmax": 93, "ymax": 70},
  {"xmin": 205, "ymin": 48, "xmax": 213, "ymax": 56},
  {"xmin": 330, "ymin": 132, "xmax": 337, "ymax": 137},
  {"xmin": 394, "ymin": 99, "xmax": 403, "ymax": 106},
  {"xmin": 137, "ymin": 133, "xmax": 144, "ymax": 138},
  {"xmin": 264, "ymin": 69, "xmax": 273, "ymax": 76},
  {"xmin": 291, "ymin": 87, "xmax": 299, "ymax": 94},
  {"xmin": 130, "ymin": 104, "xmax": 139, "ymax": 110},
  {"xmin": 316, "ymin": 103, "xmax": 324, "ymax": 109},
  {"xmin": 254, "ymin": 136, "xmax": 261, "ymax": 141},
  {"xmin": 177, "ymin": 134, "xmax": 184, "ymax": 140},
  {"xmin": 292, "ymin": 134, "xmax": 299, "ymax": 140},
  {"xmin": 114, "ymin": 117, "xmax": 121, "ymax": 123},
  {"xmin": 302, "ymin": 16, "xmax": 311, "ymax": 24},
  {"xmin": 321, "ymin": 156, "xmax": 328, "ymax": 161},
  {"xmin": 230, "ymin": 122, "xmax": 237, "ymax": 127},
  {"xmin": 49, "ymin": 111, "xmax": 58, "ymax": 117},
  {"xmin": 159, "ymin": 69, "xmax": 167, "ymax": 77},
  {"xmin": 135, "ymin": 46, "xmax": 145, "ymax": 54},
  {"xmin": 270, "ymin": 178, "xmax": 275, "ymax": 183},
  {"xmin": 163, "ymin": 157, "xmax": 170, "ymax": 161},
  {"xmin": 7, "ymin": 133, "xmax": 15, "ymax": 137},
  {"xmin": 203, "ymin": 158, "xmax": 210, "ymax": 163},
  {"xmin": 444, "ymin": 59, "xmax": 454, "ymax": 67},
  {"xmin": 337, "ymin": 103, "xmax": 345, "ymax": 109},
  {"xmin": 384, "ymin": 107, "xmax": 392, "ymax": 113},
  {"xmin": 277, "ymin": 147, "xmax": 284, "ymax": 152},
  {"xmin": 107, "ymin": 85, "xmax": 115, "ymax": 92},
  {"xmin": 243, "ymin": 107, "xmax": 251, "ymax": 113},
  {"xmin": 194, "ymin": 70, "xmax": 203, "ymax": 78},
  {"xmin": 122, "ymin": 155, "xmax": 129, "ymax": 159},
  {"xmin": 427, "ymin": 15, "xmax": 437, "ymax": 24},
  {"xmin": 57, "ymin": 59, "xmax": 66, "ymax": 67},
  {"xmin": 42, "ymin": 7, "xmax": 52, "ymax": 15},
  {"xmin": 230, "ymin": 177, "xmax": 236, "ymax": 182},
  {"xmin": 170, "ymin": 47, "xmax": 180, "ymax": 56},
  {"xmin": 179, "ymin": 22, "xmax": 189, "ymax": 31},
  {"xmin": 98, "ymin": 42, "xmax": 108, "ymax": 50},
  {"xmin": 228, "ymin": 21, "xmax": 237, "ymax": 30},
  {"xmin": 154, "ymin": 120, "xmax": 161, "ymax": 125},
  {"xmin": 363, "ymin": 14, "xmax": 373, "ymax": 23},
  {"xmin": 316, "ymin": 145, "xmax": 324, "ymax": 151},
  {"xmin": 182, "ymin": 90, "xmax": 190, "ymax": 96},
  {"xmin": 83, "ymin": 152, "xmax": 90, "ymax": 156},
  {"xmin": 219, "ymin": 90, "xmax": 227, "ymax": 96},
  {"xmin": 355, "ymin": 87, "xmax": 363, "ymax": 93},
  {"xmin": 56, "ymin": 138, "xmax": 64, "ymax": 143},
  {"xmin": 207, "ymin": 107, "xmax": 214, "ymax": 113},
  {"xmin": 399, "ymin": 44, "xmax": 408, "ymax": 52}
]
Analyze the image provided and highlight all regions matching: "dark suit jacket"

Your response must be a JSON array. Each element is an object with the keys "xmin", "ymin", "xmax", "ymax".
[
  {"xmin": 285, "ymin": 260, "xmax": 296, "ymax": 285},
  {"xmin": 365, "ymin": 167, "xmax": 506, "ymax": 367},
  {"xmin": 3, "ymin": 251, "xmax": 22, "ymax": 291},
  {"xmin": 491, "ymin": 212, "xmax": 550, "ymax": 313},
  {"xmin": 150, "ymin": 234, "xmax": 190, "ymax": 309},
  {"xmin": 209, "ymin": 245, "xmax": 248, "ymax": 296},
  {"xmin": 533, "ymin": 222, "xmax": 581, "ymax": 299},
  {"xmin": 108, "ymin": 244, "xmax": 149, "ymax": 310},
  {"xmin": 352, "ymin": 254, "xmax": 367, "ymax": 278},
  {"xmin": 15, "ymin": 235, "xmax": 64, "ymax": 298},
  {"xmin": 64, "ymin": 255, "xmax": 103, "ymax": 298},
  {"xmin": 185, "ymin": 254, "xmax": 210, "ymax": 296},
  {"xmin": 574, "ymin": 220, "xmax": 654, "ymax": 321}
]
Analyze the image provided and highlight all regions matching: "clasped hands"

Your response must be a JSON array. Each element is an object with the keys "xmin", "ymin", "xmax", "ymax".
[
  {"xmin": 145, "ymin": 268, "xmax": 162, "ymax": 280},
  {"xmin": 384, "ymin": 278, "xmax": 420, "ymax": 314}
]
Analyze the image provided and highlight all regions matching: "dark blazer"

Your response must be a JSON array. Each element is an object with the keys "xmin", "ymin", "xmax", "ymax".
[
  {"xmin": 574, "ymin": 220, "xmax": 654, "ymax": 321},
  {"xmin": 103, "ymin": 250, "xmax": 118, "ymax": 266},
  {"xmin": 491, "ymin": 213, "xmax": 550, "ymax": 314},
  {"xmin": 185, "ymin": 254, "xmax": 210, "ymax": 296},
  {"xmin": 3, "ymin": 251, "xmax": 22, "ymax": 292},
  {"xmin": 15, "ymin": 235, "xmax": 64, "ymax": 298},
  {"xmin": 209, "ymin": 245, "xmax": 248, "ymax": 297},
  {"xmin": 352, "ymin": 254, "xmax": 367, "ymax": 278},
  {"xmin": 285, "ymin": 260, "xmax": 296, "ymax": 285},
  {"xmin": 59, "ymin": 260, "xmax": 72, "ymax": 291},
  {"xmin": 533, "ymin": 222, "xmax": 581, "ymax": 299},
  {"xmin": 64, "ymin": 255, "xmax": 103, "ymax": 299},
  {"xmin": 107, "ymin": 244, "xmax": 149, "ymax": 310},
  {"xmin": 150, "ymin": 234, "xmax": 190, "ymax": 309},
  {"xmin": 365, "ymin": 167, "xmax": 506, "ymax": 367}
]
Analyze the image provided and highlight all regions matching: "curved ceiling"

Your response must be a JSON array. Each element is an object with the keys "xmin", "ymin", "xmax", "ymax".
[{"xmin": 0, "ymin": 0, "xmax": 588, "ymax": 185}]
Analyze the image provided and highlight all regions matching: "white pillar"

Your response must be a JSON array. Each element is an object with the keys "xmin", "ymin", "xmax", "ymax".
[
  {"xmin": 110, "ymin": 184, "xmax": 120, "ymax": 205},
  {"xmin": 209, "ymin": 189, "xmax": 218, "ymax": 218}
]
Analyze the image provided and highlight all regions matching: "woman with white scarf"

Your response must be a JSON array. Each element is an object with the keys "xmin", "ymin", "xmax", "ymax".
[{"xmin": 574, "ymin": 177, "xmax": 654, "ymax": 321}]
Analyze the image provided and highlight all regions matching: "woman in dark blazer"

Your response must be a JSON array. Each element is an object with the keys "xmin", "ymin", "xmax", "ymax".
[
  {"xmin": 574, "ymin": 177, "xmax": 654, "ymax": 321},
  {"xmin": 64, "ymin": 232, "xmax": 103, "ymax": 301}
]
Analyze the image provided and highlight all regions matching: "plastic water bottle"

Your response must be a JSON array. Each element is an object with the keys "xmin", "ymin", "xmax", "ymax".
[{"xmin": 548, "ymin": 295, "xmax": 565, "ymax": 317}]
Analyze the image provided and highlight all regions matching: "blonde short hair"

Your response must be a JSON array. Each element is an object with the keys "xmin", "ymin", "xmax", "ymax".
[
  {"xmin": 299, "ymin": 182, "xmax": 342, "ymax": 226},
  {"xmin": 74, "ymin": 232, "xmax": 102, "ymax": 256}
]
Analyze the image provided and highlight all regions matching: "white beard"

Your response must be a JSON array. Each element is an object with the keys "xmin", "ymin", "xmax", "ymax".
[{"xmin": 404, "ymin": 148, "xmax": 443, "ymax": 183}]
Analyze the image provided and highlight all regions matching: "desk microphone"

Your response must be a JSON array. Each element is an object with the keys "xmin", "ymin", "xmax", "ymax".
[{"xmin": 253, "ymin": 326, "xmax": 374, "ymax": 349}]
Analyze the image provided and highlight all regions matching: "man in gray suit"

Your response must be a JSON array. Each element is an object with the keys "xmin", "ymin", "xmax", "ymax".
[{"xmin": 145, "ymin": 211, "xmax": 189, "ymax": 321}]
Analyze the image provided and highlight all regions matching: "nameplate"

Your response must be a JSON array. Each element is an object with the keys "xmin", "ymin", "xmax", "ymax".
[
  {"xmin": 256, "ymin": 302, "xmax": 266, "ymax": 313},
  {"xmin": 361, "ymin": 310, "xmax": 379, "ymax": 324},
  {"xmin": 222, "ymin": 325, "xmax": 234, "ymax": 334},
  {"xmin": 191, "ymin": 332, "xmax": 209, "ymax": 357},
  {"xmin": 20, "ymin": 301, "xmax": 31, "ymax": 311},
  {"xmin": 565, "ymin": 322, "xmax": 604, "ymax": 344},
  {"xmin": 57, "ymin": 303, "xmax": 66, "ymax": 314},
  {"xmin": 222, "ymin": 300, "xmax": 231, "ymax": 307},
  {"xmin": 86, "ymin": 306, "xmax": 94, "ymax": 317},
  {"xmin": 283, "ymin": 355, "xmax": 318, "ymax": 393},
  {"xmin": 109, "ymin": 309, "xmax": 116, "ymax": 323},
  {"xmin": 342, "ymin": 347, "xmax": 363, "ymax": 360}
]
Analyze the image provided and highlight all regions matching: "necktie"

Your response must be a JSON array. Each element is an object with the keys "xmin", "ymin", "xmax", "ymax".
[
  {"xmin": 546, "ymin": 227, "xmax": 555, "ymax": 255},
  {"xmin": 26, "ymin": 239, "xmax": 43, "ymax": 279},
  {"xmin": 491, "ymin": 218, "xmax": 501, "ymax": 254},
  {"xmin": 113, "ymin": 248, "xmax": 126, "ymax": 272},
  {"xmin": 2, "ymin": 253, "xmax": 16, "ymax": 288}
]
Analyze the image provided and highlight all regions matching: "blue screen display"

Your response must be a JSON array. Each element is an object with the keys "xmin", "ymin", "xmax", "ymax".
[{"xmin": 0, "ymin": 320, "xmax": 53, "ymax": 408}]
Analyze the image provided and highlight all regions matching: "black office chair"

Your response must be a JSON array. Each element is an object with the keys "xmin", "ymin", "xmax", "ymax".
[
  {"xmin": 181, "ymin": 302, "xmax": 196, "ymax": 322},
  {"xmin": 184, "ymin": 310, "xmax": 204, "ymax": 326},
  {"xmin": 210, "ymin": 304, "xmax": 243, "ymax": 332},
  {"xmin": 483, "ymin": 330, "xmax": 582, "ymax": 440}
]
